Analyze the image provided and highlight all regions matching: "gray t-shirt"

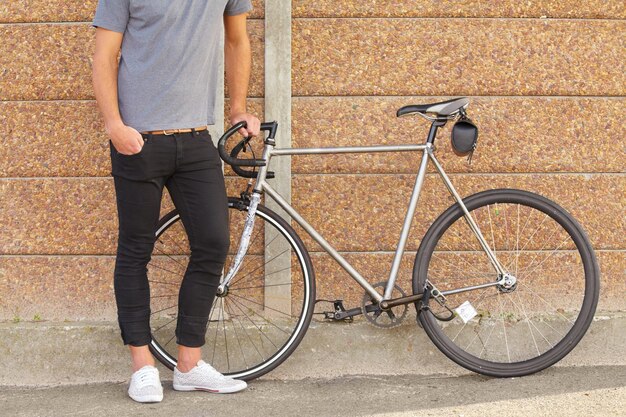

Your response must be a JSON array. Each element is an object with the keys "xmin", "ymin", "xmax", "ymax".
[{"xmin": 93, "ymin": 0, "xmax": 252, "ymax": 132}]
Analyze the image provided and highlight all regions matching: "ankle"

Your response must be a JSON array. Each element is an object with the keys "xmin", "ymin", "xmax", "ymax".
[
  {"xmin": 129, "ymin": 345, "xmax": 156, "ymax": 372},
  {"xmin": 132, "ymin": 360, "xmax": 155, "ymax": 372},
  {"xmin": 176, "ymin": 361, "xmax": 197, "ymax": 373},
  {"xmin": 176, "ymin": 345, "xmax": 202, "ymax": 373}
]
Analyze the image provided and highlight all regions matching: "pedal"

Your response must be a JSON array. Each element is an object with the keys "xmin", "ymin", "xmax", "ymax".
[{"xmin": 323, "ymin": 300, "xmax": 355, "ymax": 322}]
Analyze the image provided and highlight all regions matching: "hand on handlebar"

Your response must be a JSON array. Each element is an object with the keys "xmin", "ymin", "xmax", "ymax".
[
  {"xmin": 230, "ymin": 112, "xmax": 261, "ymax": 137},
  {"xmin": 218, "ymin": 120, "xmax": 277, "ymax": 170}
]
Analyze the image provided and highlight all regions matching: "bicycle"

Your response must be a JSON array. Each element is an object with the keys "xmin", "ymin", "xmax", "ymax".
[{"xmin": 146, "ymin": 97, "xmax": 599, "ymax": 381}]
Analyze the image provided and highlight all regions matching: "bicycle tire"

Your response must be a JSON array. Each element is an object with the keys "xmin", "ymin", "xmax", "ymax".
[
  {"xmin": 148, "ymin": 197, "xmax": 316, "ymax": 381},
  {"xmin": 413, "ymin": 189, "xmax": 599, "ymax": 377}
]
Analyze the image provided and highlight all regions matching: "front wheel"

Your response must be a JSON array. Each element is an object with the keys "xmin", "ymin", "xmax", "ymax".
[
  {"xmin": 148, "ymin": 198, "xmax": 316, "ymax": 381},
  {"xmin": 413, "ymin": 189, "xmax": 599, "ymax": 377}
]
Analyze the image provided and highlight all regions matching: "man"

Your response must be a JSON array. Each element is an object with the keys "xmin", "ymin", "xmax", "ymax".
[{"xmin": 92, "ymin": 0, "xmax": 260, "ymax": 403}]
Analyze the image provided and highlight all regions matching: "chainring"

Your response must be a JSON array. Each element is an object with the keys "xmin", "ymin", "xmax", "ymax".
[{"xmin": 361, "ymin": 282, "xmax": 408, "ymax": 328}]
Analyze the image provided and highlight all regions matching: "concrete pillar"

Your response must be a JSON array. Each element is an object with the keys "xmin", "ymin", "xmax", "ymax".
[{"xmin": 264, "ymin": 0, "xmax": 292, "ymax": 316}]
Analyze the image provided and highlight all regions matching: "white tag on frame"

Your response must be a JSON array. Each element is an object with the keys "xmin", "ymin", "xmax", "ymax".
[{"xmin": 455, "ymin": 301, "xmax": 478, "ymax": 324}]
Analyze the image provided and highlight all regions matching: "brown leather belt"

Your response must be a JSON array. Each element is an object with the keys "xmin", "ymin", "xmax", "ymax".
[{"xmin": 141, "ymin": 125, "xmax": 208, "ymax": 135}]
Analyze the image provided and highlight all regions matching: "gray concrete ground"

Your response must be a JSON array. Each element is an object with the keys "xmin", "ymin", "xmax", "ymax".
[
  {"xmin": 1, "ymin": 314, "xmax": 625, "ymax": 416},
  {"xmin": 2, "ymin": 313, "xmax": 625, "ymax": 386},
  {"xmin": 2, "ymin": 366, "xmax": 625, "ymax": 417}
]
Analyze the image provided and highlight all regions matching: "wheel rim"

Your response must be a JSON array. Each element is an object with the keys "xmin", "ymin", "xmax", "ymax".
[
  {"xmin": 416, "ymin": 193, "xmax": 596, "ymax": 369},
  {"xmin": 148, "ymin": 200, "xmax": 313, "ymax": 379}
]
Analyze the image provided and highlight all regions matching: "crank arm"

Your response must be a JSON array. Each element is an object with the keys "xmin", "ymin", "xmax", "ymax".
[{"xmin": 325, "ymin": 304, "xmax": 380, "ymax": 321}]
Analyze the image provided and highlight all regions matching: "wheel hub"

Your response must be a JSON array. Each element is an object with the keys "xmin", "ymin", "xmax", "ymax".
[{"xmin": 497, "ymin": 273, "xmax": 518, "ymax": 293}]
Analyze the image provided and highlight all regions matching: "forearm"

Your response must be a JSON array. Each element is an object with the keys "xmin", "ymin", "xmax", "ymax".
[
  {"xmin": 92, "ymin": 28, "xmax": 142, "ymax": 154},
  {"xmin": 92, "ymin": 53, "xmax": 124, "ymax": 132},
  {"xmin": 224, "ymin": 36, "xmax": 251, "ymax": 116}
]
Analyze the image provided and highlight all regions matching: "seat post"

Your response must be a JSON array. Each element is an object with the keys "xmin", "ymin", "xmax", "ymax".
[{"xmin": 427, "ymin": 119, "xmax": 447, "ymax": 145}]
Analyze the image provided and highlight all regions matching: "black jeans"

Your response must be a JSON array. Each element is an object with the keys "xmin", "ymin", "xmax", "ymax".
[{"xmin": 110, "ymin": 129, "xmax": 229, "ymax": 347}]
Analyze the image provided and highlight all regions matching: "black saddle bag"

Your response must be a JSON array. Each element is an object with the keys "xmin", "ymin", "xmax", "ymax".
[{"xmin": 451, "ymin": 116, "xmax": 479, "ymax": 159}]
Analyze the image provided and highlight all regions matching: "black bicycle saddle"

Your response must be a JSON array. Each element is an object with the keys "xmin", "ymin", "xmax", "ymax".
[{"xmin": 397, "ymin": 97, "xmax": 469, "ymax": 117}]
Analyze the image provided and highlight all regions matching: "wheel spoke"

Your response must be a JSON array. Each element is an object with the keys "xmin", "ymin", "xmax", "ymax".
[
  {"xmin": 148, "ymin": 279, "xmax": 180, "ymax": 287},
  {"xmin": 228, "ymin": 296, "xmax": 279, "ymax": 349},
  {"xmin": 164, "ymin": 333, "xmax": 176, "ymax": 348},
  {"xmin": 153, "ymin": 243, "xmax": 189, "ymax": 272},
  {"xmin": 221, "ymin": 298, "xmax": 230, "ymax": 372},
  {"xmin": 228, "ymin": 296, "xmax": 292, "ymax": 336},
  {"xmin": 211, "ymin": 297, "xmax": 222, "ymax": 365},
  {"xmin": 151, "ymin": 304, "xmax": 177, "ymax": 316},
  {"xmin": 224, "ymin": 301, "xmax": 249, "ymax": 370},
  {"xmin": 518, "ymin": 282, "xmax": 574, "ymax": 326},
  {"xmin": 229, "ymin": 245, "xmax": 292, "ymax": 288},
  {"xmin": 229, "ymin": 263, "xmax": 293, "ymax": 291},
  {"xmin": 510, "ymin": 290, "xmax": 547, "ymax": 354},
  {"xmin": 227, "ymin": 298, "xmax": 266, "ymax": 363},
  {"xmin": 496, "ymin": 290, "xmax": 511, "ymax": 363},
  {"xmin": 157, "ymin": 225, "xmax": 189, "ymax": 255},
  {"xmin": 230, "ymin": 279, "xmax": 292, "ymax": 291},
  {"xmin": 152, "ymin": 316, "xmax": 178, "ymax": 334},
  {"xmin": 517, "ymin": 237, "xmax": 577, "ymax": 283},
  {"xmin": 517, "ymin": 213, "xmax": 550, "ymax": 253},
  {"xmin": 148, "ymin": 259, "xmax": 186, "ymax": 280},
  {"xmin": 487, "ymin": 204, "xmax": 498, "ymax": 259},
  {"xmin": 229, "ymin": 292, "xmax": 293, "ymax": 319}
]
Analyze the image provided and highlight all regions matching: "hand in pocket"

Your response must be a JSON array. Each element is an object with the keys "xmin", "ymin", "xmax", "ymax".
[{"xmin": 108, "ymin": 123, "xmax": 145, "ymax": 155}]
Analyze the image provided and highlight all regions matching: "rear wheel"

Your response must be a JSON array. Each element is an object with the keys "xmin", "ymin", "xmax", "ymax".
[
  {"xmin": 413, "ymin": 189, "xmax": 599, "ymax": 377},
  {"xmin": 148, "ymin": 197, "xmax": 316, "ymax": 381}
]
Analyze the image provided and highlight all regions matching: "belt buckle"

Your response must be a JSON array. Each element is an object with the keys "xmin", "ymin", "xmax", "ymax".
[{"xmin": 163, "ymin": 129, "xmax": 178, "ymax": 136}]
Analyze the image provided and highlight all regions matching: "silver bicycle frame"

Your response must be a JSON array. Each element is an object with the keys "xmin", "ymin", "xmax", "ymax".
[{"xmin": 221, "ymin": 139, "xmax": 508, "ymax": 303}]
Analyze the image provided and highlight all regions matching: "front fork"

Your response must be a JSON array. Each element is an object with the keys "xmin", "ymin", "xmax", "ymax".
[{"xmin": 216, "ymin": 192, "xmax": 262, "ymax": 295}]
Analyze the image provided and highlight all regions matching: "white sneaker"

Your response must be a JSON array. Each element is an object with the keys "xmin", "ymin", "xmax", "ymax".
[
  {"xmin": 128, "ymin": 365, "xmax": 164, "ymax": 403},
  {"xmin": 173, "ymin": 360, "xmax": 247, "ymax": 394}
]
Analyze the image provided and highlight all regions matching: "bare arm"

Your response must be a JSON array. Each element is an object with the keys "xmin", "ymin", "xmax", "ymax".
[
  {"xmin": 92, "ymin": 27, "xmax": 143, "ymax": 155},
  {"xmin": 224, "ymin": 12, "xmax": 260, "ymax": 137}
]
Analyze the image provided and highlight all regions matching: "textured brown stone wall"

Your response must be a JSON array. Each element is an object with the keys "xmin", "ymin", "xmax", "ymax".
[
  {"xmin": 1, "ymin": 2, "xmax": 624, "ymax": 321},
  {"xmin": 0, "ymin": 2, "xmax": 265, "ymax": 321},
  {"xmin": 288, "ymin": 3, "xmax": 625, "ymax": 312}
]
